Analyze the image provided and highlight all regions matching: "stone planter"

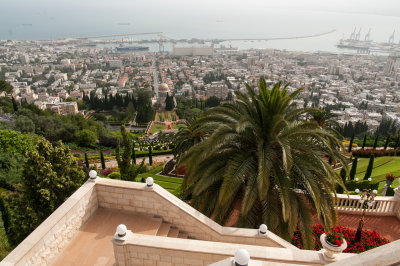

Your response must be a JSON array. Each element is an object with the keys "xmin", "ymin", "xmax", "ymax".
[{"xmin": 320, "ymin": 233, "xmax": 347, "ymax": 262}]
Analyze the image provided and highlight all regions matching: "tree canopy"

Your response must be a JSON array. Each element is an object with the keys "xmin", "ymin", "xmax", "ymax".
[
  {"xmin": 180, "ymin": 78, "xmax": 347, "ymax": 248},
  {"xmin": 0, "ymin": 80, "xmax": 13, "ymax": 94}
]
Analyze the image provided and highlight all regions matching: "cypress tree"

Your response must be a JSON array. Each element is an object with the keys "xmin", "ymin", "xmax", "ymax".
[
  {"xmin": 364, "ymin": 154, "xmax": 375, "ymax": 180},
  {"xmin": 100, "ymin": 151, "xmax": 106, "ymax": 170},
  {"xmin": 132, "ymin": 141, "xmax": 136, "ymax": 165},
  {"xmin": 384, "ymin": 135, "xmax": 390, "ymax": 150},
  {"xmin": 340, "ymin": 168, "xmax": 347, "ymax": 182},
  {"xmin": 84, "ymin": 153, "xmax": 89, "ymax": 168},
  {"xmin": 348, "ymin": 133, "xmax": 354, "ymax": 153},
  {"xmin": 115, "ymin": 125, "xmax": 134, "ymax": 180},
  {"xmin": 349, "ymin": 157, "xmax": 358, "ymax": 180},
  {"xmin": 12, "ymin": 97, "xmax": 19, "ymax": 112},
  {"xmin": 373, "ymin": 135, "xmax": 379, "ymax": 149},
  {"xmin": 0, "ymin": 196, "xmax": 10, "ymax": 235},
  {"xmin": 395, "ymin": 136, "xmax": 400, "ymax": 150},
  {"xmin": 362, "ymin": 134, "xmax": 367, "ymax": 150},
  {"xmin": 148, "ymin": 145, "xmax": 153, "ymax": 166}
]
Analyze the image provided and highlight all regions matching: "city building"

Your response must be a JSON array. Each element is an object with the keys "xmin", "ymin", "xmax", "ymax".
[
  {"xmin": 108, "ymin": 60, "xmax": 122, "ymax": 68},
  {"xmin": 206, "ymin": 81, "xmax": 228, "ymax": 99},
  {"xmin": 172, "ymin": 45, "xmax": 214, "ymax": 56}
]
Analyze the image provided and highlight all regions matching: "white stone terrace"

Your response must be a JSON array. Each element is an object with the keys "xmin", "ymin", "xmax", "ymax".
[{"xmin": 4, "ymin": 177, "xmax": 397, "ymax": 266}]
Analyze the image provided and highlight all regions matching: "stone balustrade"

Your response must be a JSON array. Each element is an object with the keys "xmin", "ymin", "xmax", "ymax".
[
  {"xmin": 96, "ymin": 178, "xmax": 294, "ymax": 248},
  {"xmin": 0, "ymin": 180, "xmax": 98, "ymax": 266},
  {"xmin": 335, "ymin": 193, "xmax": 398, "ymax": 216},
  {"xmin": 3, "ymin": 177, "xmax": 400, "ymax": 266},
  {"xmin": 112, "ymin": 230, "xmax": 355, "ymax": 265}
]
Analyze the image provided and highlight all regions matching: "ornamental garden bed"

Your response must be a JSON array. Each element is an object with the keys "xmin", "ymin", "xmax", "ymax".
[
  {"xmin": 337, "ymin": 156, "xmax": 400, "ymax": 195},
  {"xmin": 291, "ymin": 224, "xmax": 389, "ymax": 253}
]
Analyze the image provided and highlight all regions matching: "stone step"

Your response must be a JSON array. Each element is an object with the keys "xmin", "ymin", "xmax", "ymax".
[
  {"xmin": 177, "ymin": 232, "xmax": 188, "ymax": 239},
  {"xmin": 134, "ymin": 216, "xmax": 162, "ymax": 235},
  {"xmin": 167, "ymin": 227, "xmax": 179, "ymax": 238},
  {"xmin": 156, "ymin": 222, "xmax": 171, "ymax": 237}
]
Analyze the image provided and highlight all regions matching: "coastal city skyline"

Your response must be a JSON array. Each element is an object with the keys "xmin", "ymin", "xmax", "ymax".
[{"xmin": 2, "ymin": 1, "xmax": 400, "ymax": 265}]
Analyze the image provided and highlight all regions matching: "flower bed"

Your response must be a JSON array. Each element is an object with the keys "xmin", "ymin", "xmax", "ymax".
[
  {"xmin": 291, "ymin": 224, "xmax": 389, "ymax": 253},
  {"xmin": 352, "ymin": 149, "xmax": 400, "ymax": 158},
  {"xmin": 99, "ymin": 168, "xmax": 117, "ymax": 176}
]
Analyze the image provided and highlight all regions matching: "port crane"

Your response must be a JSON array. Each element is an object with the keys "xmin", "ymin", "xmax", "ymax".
[
  {"xmin": 355, "ymin": 28, "xmax": 362, "ymax": 41},
  {"xmin": 389, "ymin": 30, "xmax": 395, "ymax": 44},
  {"xmin": 350, "ymin": 27, "xmax": 357, "ymax": 40},
  {"xmin": 364, "ymin": 29, "xmax": 371, "ymax": 42}
]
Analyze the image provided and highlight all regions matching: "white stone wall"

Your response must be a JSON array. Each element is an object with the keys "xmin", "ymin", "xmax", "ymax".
[
  {"xmin": 96, "ymin": 178, "xmax": 294, "ymax": 249},
  {"xmin": 112, "ymin": 232, "xmax": 355, "ymax": 266},
  {"xmin": 1, "ymin": 181, "xmax": 98, "ymax": 266}
]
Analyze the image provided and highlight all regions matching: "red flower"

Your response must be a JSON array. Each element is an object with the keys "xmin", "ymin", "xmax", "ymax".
[{"xmin": 335, "ymin": 239, "xmax": 341, "ymax": 246}]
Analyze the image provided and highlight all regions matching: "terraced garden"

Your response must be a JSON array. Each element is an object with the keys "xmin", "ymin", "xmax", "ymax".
[
  {"xmin": 136, "ymin": 166, "xmax": 182, "ymax": 196},
  {"xmin": 341, "ymin": 157, "xmax": 400, "ymax": 194},
  {"xmin": 155, "ymin": 111, "xmax": 179, "ymax": 122},
  {"xmin": 149, "ymin": 123, "xmax": 166, "ymax": 134},
  {"xmin": 172, "ymin": 123, "xmax": 187, "ymax": 130}
]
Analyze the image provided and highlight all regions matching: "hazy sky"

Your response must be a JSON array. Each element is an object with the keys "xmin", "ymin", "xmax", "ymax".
[
  {"xmin": 2, "ymin": 0, "xmax": 400, "ymax": 14},
  {"xmin": 2, "ymin": 0, "xmax": 400, "ymax": 41}
]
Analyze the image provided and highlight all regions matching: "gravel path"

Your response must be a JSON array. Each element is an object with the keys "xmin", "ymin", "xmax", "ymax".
[{"xmin": 96, "ymin": 154, "xmax": 174, "ymax": 169}]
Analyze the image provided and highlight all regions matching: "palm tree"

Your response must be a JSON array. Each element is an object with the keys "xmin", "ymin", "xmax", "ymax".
[
  {"xmin": 180, "ymin": 78, "xmax": 347, "ymax": 248},
  {"xmin": 309, "ymin": 109, "xmax": 342, "ymax": 138},
  {"xmin": 172, "ymin": 117, "xmax": 205, "ymax": 162}
]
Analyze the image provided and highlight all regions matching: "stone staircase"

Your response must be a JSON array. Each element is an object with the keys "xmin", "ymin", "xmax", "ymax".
[
  {"xmin": 52, "ymin": 209, "xmax": 189, "ymax": 266},
  {"xmin": 151, "ymin": 216, "xmax": 189, "ymax": 239}
]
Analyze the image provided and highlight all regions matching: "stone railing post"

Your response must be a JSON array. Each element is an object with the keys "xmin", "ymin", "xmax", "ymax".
[
  {"xmin": 393, "ymin": 188, "xmax": 400, "ymax": 220},
  {"xmin": 112, "ymin": 224, "xmax": 129, "ymax": 266},
  {"xmin": 234, "ymin": 249, "xmax": 250, "ymax": 266}
]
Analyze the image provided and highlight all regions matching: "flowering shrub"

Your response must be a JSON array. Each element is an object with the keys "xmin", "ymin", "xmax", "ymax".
[
  {"xmin": 99, "ymin": 168, "xmax": 116, "ymax": 176},
  {"xmin": 352, "ymin": 149, "xmax": 400, "ymax": 158},
  {"xmin": 326, "ymin": 229, "xmax": 344, "ymax": 246},
  {"xmin": 291, "ymin": 224, "xmax": 389, "ymax": 253},
  {"xmin": 386, "ymin": 174, "xmax": 396, "ymax": 182}
]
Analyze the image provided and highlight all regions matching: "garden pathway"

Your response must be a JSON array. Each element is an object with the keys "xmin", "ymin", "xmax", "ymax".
[
  {"xmin": 96, "ymin": 154, "xmax": 173, "ymax": 169},
  {"xmin": 336, "ymin": 214, "xmax": 400, "ymax": 242},
  {"xmin": 226, "ymin": 208, "xmax": 400, "ymax": 242}
]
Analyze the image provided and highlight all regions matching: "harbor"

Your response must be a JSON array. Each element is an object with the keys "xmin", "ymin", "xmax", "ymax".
[{"xmin": 337, "ymin": 28, "xmax": 400, "ymax": 54}]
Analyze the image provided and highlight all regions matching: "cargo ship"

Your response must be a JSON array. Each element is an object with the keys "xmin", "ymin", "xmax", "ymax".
[{"xmin": 116, "ymin": 46, "xmax": 149, "ymax": 52}]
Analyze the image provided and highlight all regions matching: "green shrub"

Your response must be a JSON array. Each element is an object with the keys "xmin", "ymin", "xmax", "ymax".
[
  {"xmin": 352, "ymin": 149, "xmax": 400, "ymax": 158},
  {"xmin": 76, "ymin": 129, "xmax": 97, "ymax": 148},
  {"xmin": 344, "ymin": 180, "xmax": 379, "ymax": 192},
  {"xmin": 107, "ymin": 172, "xmax": 121, "ymax": 179}
]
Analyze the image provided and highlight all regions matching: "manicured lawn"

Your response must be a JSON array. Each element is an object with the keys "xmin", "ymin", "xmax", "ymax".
[
  {"xmin": 353, "ymin": 157, "xmax": 393, "ymax": 175},
  {"xmin": 150, "ymin": 123, "xmax": 166, "ymax": 134},
  {"xmin": 343, "ymin": 157, "xmax": 400, "ymax": 194},
  {"xmin": 136, "ymin": 166, "xmax": 183, "ymax": 194},
  {"xmin": 353, "ymin": 157, "xmax": 400, "ymax": 180},
  {"xmin": 172, "ymin": 123, "xmax": 186, "ymax": 130}
]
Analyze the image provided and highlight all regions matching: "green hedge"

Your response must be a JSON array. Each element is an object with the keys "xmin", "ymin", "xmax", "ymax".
[
  {"xmin": 352, "ymin": 149, "xmax": 400, "ymax": 158},
  {"xmin": 338, "ymin": 180, "xmax": 379, "ymax": 193},
  {"xmin": 135, "ymin": 149, "xmax": 173, "ymax": 157}
]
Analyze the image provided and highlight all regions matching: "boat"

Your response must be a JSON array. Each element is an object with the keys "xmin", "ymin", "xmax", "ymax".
[{"xmin": 116, "ymin": 46, "xmax": 149, "ymax": 51}]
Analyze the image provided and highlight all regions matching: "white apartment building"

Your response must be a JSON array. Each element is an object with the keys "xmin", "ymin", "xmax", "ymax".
[{"xmin": 206, "ymin": 81, "xmax": 228, "ymax": 99}]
